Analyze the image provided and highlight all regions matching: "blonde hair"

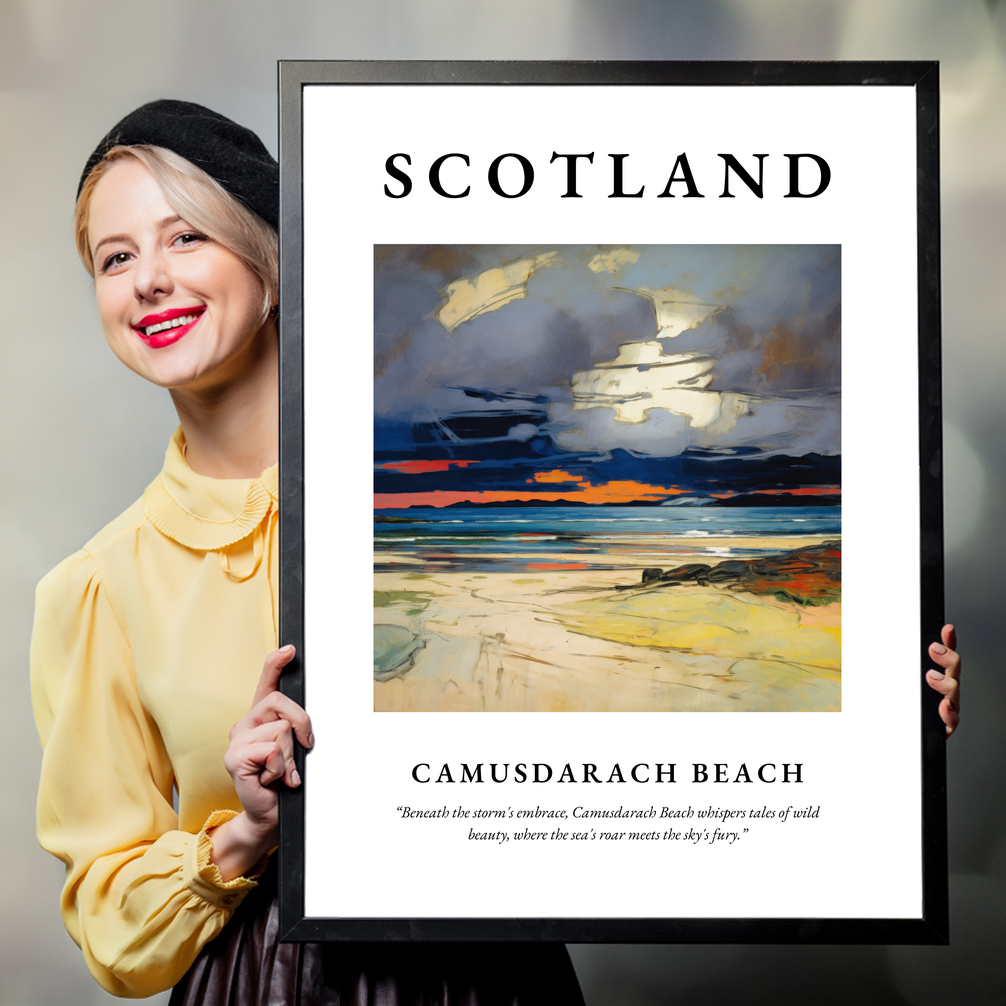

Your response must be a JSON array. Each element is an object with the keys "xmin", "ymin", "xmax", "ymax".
[{"xmin": 75, "ymin": 145, "xmax": 278, "ymax": 323}]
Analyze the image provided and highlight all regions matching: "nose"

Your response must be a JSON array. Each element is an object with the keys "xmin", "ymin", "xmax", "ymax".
[{"xmin": 133, "ymin": 247, "xmax": 173, "ymax": 303}]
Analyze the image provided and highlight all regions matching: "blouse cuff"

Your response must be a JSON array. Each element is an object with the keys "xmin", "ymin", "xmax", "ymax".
[{"xmin": 183, "ymin": 810, "xmax": 269, "ymax": 909}]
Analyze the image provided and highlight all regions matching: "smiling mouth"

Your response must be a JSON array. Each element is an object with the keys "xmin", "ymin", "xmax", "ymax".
[
  {"xmin": 142, "ymin": 313, "xmax": 199, "ymax": 337},
  {"xmin": 135, "ymin": 307, "xmax": 206, "ymax": 338}
]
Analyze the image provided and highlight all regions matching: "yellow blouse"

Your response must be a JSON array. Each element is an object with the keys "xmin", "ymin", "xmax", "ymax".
[{"xmin": 31, "ymin": 428, "xmax": 279, "ymax": 998}]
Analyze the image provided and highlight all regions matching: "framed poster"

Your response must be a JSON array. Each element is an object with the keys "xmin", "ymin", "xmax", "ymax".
[{"xmin": 277, "ymin": 61, "xmax": 946, "ymax": 943}]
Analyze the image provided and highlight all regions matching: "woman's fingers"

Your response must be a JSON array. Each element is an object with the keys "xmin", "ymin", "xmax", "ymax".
[
  {"xmin": 223, "ymin": 645, "xmax": 312, "ymax": 814},
  {"xmin": 941, "ymin": 623, "xmax": 958, "ymax": 654},
  {"xmin": 258, "ymin": 742, "xmax": 289, "ymax": 788},
  {"xmin": 230, "ymin": 719, "xmax": 302, "ymax": 788},
  {"xmin": 254, "ymin": 691, "xmax": 313, "ymax": 748},
  {"xmin": 224, "ymin": 738, "xmax": 287, "ymax": 788},
  {"xmin": 926, "ymin": 667, "xmax": 960, "ymax": 736},
  {"xmin": 928, "ymin": 629, "xmax": 961, "ymax": 683},
  {"xmin": 242, "ymin": 644, "xmax": 314, "ymax": 749},
  {"xmin": 925, "ymin": 682, "xmax": 961, "ymax": 737},
  {"xmin": 927, "ymin": 623, "xmax": 961, "ymax": 737},
  {"xmin": 926, "ymin": 667, "xmax": 959, "ymax": 704},
  {"xmin": 232, "ymin": 689, "xmax": 314, "ymax": 750},
  {"xmin": 218, "ymin": 647, "xmax": 309, "ymax": 846},
  {"xmin": 252, "ymin": 644, "xmax": 296, "ymax": 706}
]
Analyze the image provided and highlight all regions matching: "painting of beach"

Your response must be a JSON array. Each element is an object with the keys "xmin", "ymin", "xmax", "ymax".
[{"xmin": 374, "ymin": 245, "xmax": 840, "ymax": 712}]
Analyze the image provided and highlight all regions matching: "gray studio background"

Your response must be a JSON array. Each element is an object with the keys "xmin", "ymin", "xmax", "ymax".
[{"xmin": 1, "ymin": 2, "xmax": 1003, "ymax": 1003}]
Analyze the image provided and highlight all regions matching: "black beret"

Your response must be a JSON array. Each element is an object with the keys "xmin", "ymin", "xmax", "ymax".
[{"xmin": 78, "ymin": 99, "xmax": 278, "ymax": 228}]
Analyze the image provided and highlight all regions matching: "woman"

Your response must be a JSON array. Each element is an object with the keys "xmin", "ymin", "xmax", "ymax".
[
  {"xmin": 31, "ymin": 100, "xmax": 586, "ymax": 1003},
  {"xmin": 33, "ymin": 99, "xmax": 963, "ymax": 1003}
]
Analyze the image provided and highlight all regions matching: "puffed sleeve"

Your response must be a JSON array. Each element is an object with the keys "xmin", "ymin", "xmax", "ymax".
[{"xmin": 31, "ymin": 549, "xmax": 262, "ymax": 998}]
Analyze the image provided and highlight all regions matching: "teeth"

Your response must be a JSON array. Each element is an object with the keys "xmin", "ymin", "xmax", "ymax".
[{"xmin": 142, "ymin": 313, "xmax": 199, "ymax": 337}]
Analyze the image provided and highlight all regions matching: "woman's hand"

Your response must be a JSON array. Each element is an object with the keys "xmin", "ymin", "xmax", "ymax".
[
  {"xmin": 926, "ymin": 624, "xmax": 961, "ymax": 738},
  {"xmin": 209, "ymin": 645, "xmax": 314, "ymax": 881}
]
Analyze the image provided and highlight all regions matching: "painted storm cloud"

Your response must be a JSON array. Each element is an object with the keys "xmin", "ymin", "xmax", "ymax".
[{"xmin": 373, "ymin": 245, "xmax": 841, "ymax": 712}]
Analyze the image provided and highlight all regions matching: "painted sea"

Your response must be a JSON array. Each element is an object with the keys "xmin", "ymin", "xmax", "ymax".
[{"xmin": 375, "ymin": 505, "xmax": 841, "ymax": 573}]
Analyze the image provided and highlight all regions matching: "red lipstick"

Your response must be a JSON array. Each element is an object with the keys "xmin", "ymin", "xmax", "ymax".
[{"xmin": 132, "ymin": 306, "xmax": 205, "ymax": 349}]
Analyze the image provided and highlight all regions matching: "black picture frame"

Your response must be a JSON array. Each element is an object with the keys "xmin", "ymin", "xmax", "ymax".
[{"xmin": 277, "ymin": 60, "xmax": 945, "ymax": 944}]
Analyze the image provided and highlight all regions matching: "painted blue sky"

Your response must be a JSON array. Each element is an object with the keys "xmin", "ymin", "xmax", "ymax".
[{"xmin": 374, "ymin": 244, "xmax": 840, "ymax": 505}]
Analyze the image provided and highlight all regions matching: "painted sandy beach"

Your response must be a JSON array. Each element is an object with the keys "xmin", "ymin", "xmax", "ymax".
[{"xmin": 374, "ymin": 508, "xmax": 840, "ymax": 712}]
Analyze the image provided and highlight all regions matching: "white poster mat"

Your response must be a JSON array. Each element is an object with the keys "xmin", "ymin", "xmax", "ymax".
[{"xmin": 300, "ymin": 84, "xmax": 919, "ymax": 920}]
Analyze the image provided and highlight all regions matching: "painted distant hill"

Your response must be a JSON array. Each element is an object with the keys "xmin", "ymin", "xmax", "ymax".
[
  {"xmin": 707, "ymin": 493, "xmax": 841, "ymax": 508},
  {"xmin": 409, "ymin": 499, "xmax": 592, "ymax": 509},
  {"xmin": 402, "ymin": 493, "xmax": 840, "ymax": 510}
]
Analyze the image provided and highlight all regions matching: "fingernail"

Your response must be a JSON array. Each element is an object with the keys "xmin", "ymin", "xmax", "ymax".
[
  {"xmin": 931, "ymin": 643, "xmax": 947, "ymax": 654},
  {"xmin": 280, "ymin": 644, "xmax": 295, "ymax": 654},
  {"xmin": 292, "ymin": 768, "xmax": 301, "ymax": 787},
  {"xmin": 306, "ymin": 732, "xmax": 315, "ymax": 748},
  {"xmin": 928, "ymin": 670, "xmax": 944, "ymax": 679}
]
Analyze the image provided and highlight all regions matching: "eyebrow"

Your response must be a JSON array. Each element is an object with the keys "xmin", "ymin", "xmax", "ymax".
[{"xmin": 91, "ymin": 215, "xmax": 185, "ymax": 258}]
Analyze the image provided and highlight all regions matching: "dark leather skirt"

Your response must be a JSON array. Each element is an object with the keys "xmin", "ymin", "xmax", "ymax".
[{"xmin": 169, "ymin": 869, "xmax": 585, "ymax": 1006}]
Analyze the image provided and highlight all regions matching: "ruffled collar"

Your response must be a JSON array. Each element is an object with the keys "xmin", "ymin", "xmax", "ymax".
[{"xmin": 143, "ymin": 428, "xmax": 278, "ymax": 551}]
